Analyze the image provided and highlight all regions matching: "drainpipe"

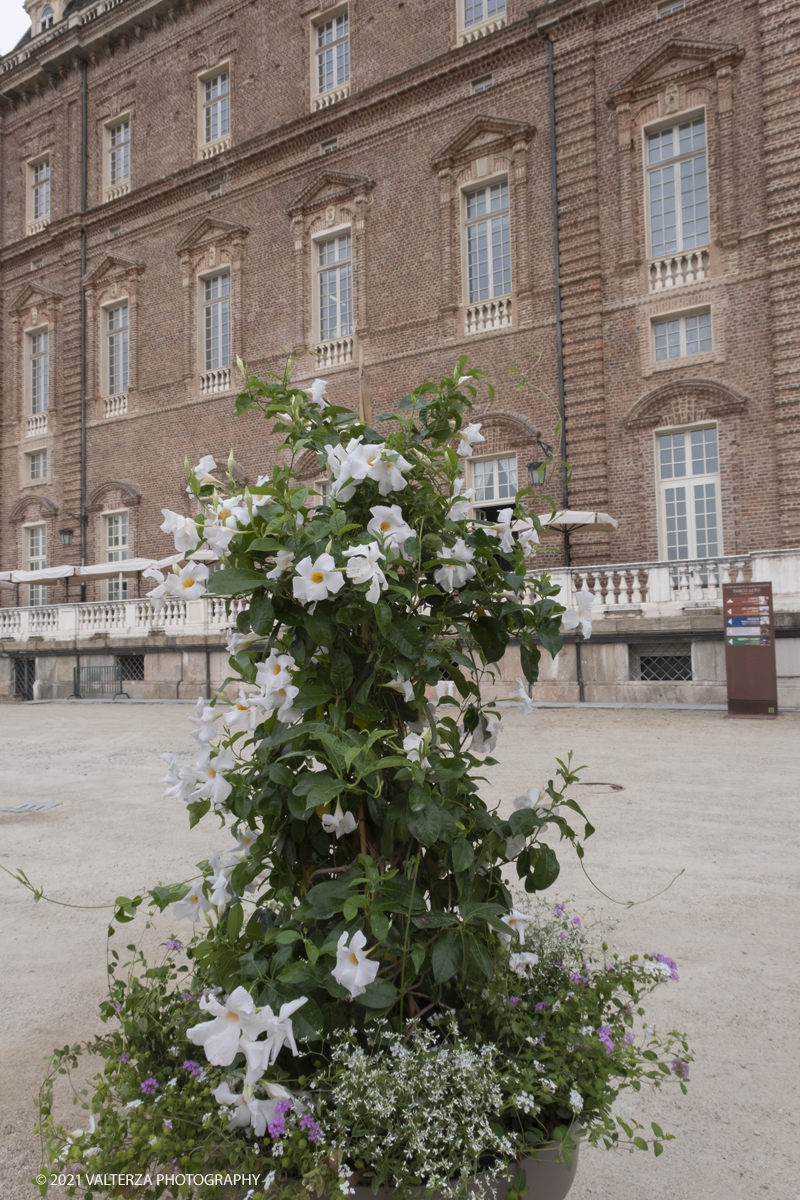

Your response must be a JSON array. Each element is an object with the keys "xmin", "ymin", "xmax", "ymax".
[{"xmin": 80, "ymin": 60, "xmax": 88, "ymax": 600}]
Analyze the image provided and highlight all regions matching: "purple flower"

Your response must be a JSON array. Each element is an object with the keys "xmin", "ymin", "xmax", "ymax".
[
  {"xmin": 572, "ymin": 916, "xmax": 582, "ymax": 927},
  {"xmin": 119, "ymin": 1053, "xmax": 129, "ymax": 1065},
  {"xmin": 181, "ymin": 991, "xmax": 194, "ymax": 1000},
  {"xmin": 605, "ymin": 963, "xmax": 615, "ymax": 972},
  {"xmin": 535, "ymin": 1002, "xmax": 548, "ymax": 1012},
  {"xmin": 141, "ymin": 1077, "xmax": 159, "ymax": 1095},
  {"xmin": 509, "ymin": 996, "xmax": 521, "ymax": 1006},
  {"xmin": 166, "ymin": 939, "xmax": 183, "ymax": 952},
  {"xmin": 275, "ymin": 1099, "xmax": 292, "ymax": 1117},
  {"xmin": 671, "ymin": 1059, "xmax": 690, "ymax": 1079},
  {"xmin": 300, "ymin": 1114, "xmax": 322, "ymax": 1143},
  {"xmin": 268, "ymin": 1116, "xmax": 287, "ymax": 1138},
  {"xmin": 597, "ymin": 1024, "xmax": 614, "ymax": 1054},
  {"xmin": 624, "ymin": 1032, "xmax": 635, "ymax": 1046},
  {"xmin": 164, "ymin": 1120, "xmax": 173, "ymax": 1129},
  {"xmin": 654, "ymin": 953, "xmax": 680, "ymax": 982},
  {"xmin": 182, "ymin": 1060, "xmax": 202, "ymax": 1076},
  {"xmin": 554, "ymin": 903, "xmax": 566, "ymax": 917},
  {"xmin": 115, "ymin": 1003, "xmax": 123, "ymax": 1013},
  {"xmin": 172, "ymin": 1158, "xmax": 179, "ymax": 1170},
  {"xmin": 558, "ymin": 932, "xmax": 567, "ymax": 942}
]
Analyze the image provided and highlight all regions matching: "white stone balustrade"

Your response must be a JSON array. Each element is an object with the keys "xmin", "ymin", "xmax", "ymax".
[
  {"xmin": 648, "ymin": 248, "xmax": 710, "ymax": 292},
  {"xmin": 313, "ymin": 85, "xmax": 349, "ymax": 110},
  {"xmin": 200, "ymin": 367, "xmax": 232, "ymax": 395},
  {"xmin": 1, "ymin": 594, "xmax": 250, "ymax": 644},
  {"xmin": 460, "ymin": 15, "xmax": 507, "ymax": 44},
  {"xmin": 25, "ymin": 413, "xmax": 48, "ymax": 436},
  {"xmin": 465, "ymin": 297, "xmax": 512, "ymax": 335},
  {"xmin": 104, "ymin": 393, "xmax": 128, "ymax": 418},
  {"xmin": 314, "ymin": 336, "xmax": 354, "ymax": 367},
  {"xmin": 27, "ymin": 217, "xmax": 51, "ymax": 237},
  {"xmin": 104, "ymin": 181, "xmax": 130, "ymax": 202}
]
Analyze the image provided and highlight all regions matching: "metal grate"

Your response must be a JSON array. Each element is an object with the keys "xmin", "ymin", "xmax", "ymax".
[
  {"xmin": 14, "ymin": 658, "xmax": 36, "ymax": 701},
  {"xmin": 630, "ymin": 642, "xmax": 693, "ymax": 682},
  {"xmin": 72, "ymin": 665, "xmax": 129, "ymax": 698},
  {"xmin": 117, "ymin": 654, "xmax": 145, "ymax": 681}
]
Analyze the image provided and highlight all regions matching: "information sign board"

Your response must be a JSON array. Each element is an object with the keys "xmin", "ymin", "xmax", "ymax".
[{"xmin": 722, "ymin": 582, "xmax": 778, "ymax": 717}]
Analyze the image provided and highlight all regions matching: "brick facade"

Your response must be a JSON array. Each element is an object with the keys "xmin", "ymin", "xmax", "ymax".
[{"xmin": 2, "ymin": 0, "xmax": 799, "ymax": 605}]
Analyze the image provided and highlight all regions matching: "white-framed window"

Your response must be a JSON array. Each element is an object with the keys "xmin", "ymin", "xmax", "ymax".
[
  {"xmin": 29, "ymin": 329, "xmax": 49, "ymax": 414},
  {"xmin": 472, "ymin": 74, "xmax": 494, "ymax": 93},
  {"xmin": 108, "ymin": 119, "xmax": 130, "ymax": 188},
  {"xmin": 653, "ymin": 310, "xmax": 712, "ymax": 361},
  {"xmin": 321, "ymin": 138, "xmax": 338, "ymax": 155},
  {"xmin": 106, "ymin": 511, "xmax": 129, "ymax": 601},
  {"xmin": 202, "ymin": 70, "xmax": 230, "ymax": 146},
  {"xmin": 317, "ymin": 231, "xmax": 353, "ymax": 342},
  {"xmin": 31, "ymin": 158, "xmax": 51, "ymax": 221},
  {"xmin": 40, "ymin": 5, "xmax": 54, "ymax": 30},
  {"xmin": 28, "ymin": 524, "xmax": 47, "ymax": 606},
  {"xmin": 464, "ymin": 181, "xmax": 511, "ymax": 303},
  {"xmin": 658, "ymin": 425, "xmax": 720, "ymax": 561},
  {"xmin": 657, "ymin": 0, "xmax": 684, "ymax": 15},
  {"xmin": 29, "ymin": 450, "xmax": 47, "ymax": 480},
  {"xmin": 203, "ymin": 273, "xmax": 231, "ymax": 370},
  {"xmin": 106, "ymin": 304, "xmax": 129, "ymax": 394},
  {"xmin": 647, "ymin": 114, "xmax": 708, "ymax": 258},
  {"xmin": 464, "ymin": 0, "xmax": 506, "ymax": 28},
  {"xmin": 472, "ymin": 454, "xmax": 518, "ymax": 514},
  {"xmin": 316, "ymin": 10, "xmax": 350, "ymax": 99}
]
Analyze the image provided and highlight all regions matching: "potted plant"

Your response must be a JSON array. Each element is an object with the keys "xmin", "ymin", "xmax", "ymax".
[{"xmin": 37, "ymin": 362, "xmax": 692, "ymax": 1200}]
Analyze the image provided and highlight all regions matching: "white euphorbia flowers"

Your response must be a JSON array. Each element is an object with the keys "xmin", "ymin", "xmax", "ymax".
[
  {"xmin": 172, "ymin": 881, "xmax": 213, "ymax": 922},
  {"xmin": 499, "ymin": 909, "xmax": 533, "ymax": 948},
  {"xmin": 192, "ymin": 744, "xmax": 236, "ymax": 810},
  {"xmin": 343, "ymin": 542, "xmax": 387, "ymax": 603},
  {"xmin": 322, "ymin": 801, "xmax": 358, "ymax": 839},
  {"xmin": 561, "ymin": 587, "xmax": 595, "ymax": 639},
  {"xmin": 160, "ymin": 509, "xmax": 201, "ymax": 553},
  {"xmin": 293, "ymin": 553, "xmax": 345, "ymax": 604},
  {"xmin": 366, "ymin": 505, "xmax": 414, "ymax": 557},
  {"xmin": 456, "ymin": 422, "xmax": 485, "ymax": 457},
  {"xmin": 434, "ymin": 538, "xmax": 477, "ymax": 592},
  {"xmin": 332, "ymin": 930, "xmax": 379, "ymax": 998},
  {"xmin": 447, "ymin": 478, "xmax": 475, "ymax": 522}
]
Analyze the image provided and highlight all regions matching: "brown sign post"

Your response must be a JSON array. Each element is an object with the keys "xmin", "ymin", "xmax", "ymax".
[{"xmin": 722, "ymin": 582, "xmax": 778, "ymax": 718}]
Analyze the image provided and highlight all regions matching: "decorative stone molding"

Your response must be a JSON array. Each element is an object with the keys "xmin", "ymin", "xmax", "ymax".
[
  {"xmin": 84, "ymin": 254, "xmax": 144, "ymax": 412},
  {"xmin": 87, "ymin": 480, "xmax": 142, "ymax": 512},
  {"xmin": 607, "ymin": 38, "xmax": 745, "ymax": 109},
  {"xmin": 10, "ymin": 493, "xmax": 59, "ymax": 523},
  {"xmin": 624, "ymin": 378, "xmax": 748, "ymax": 430},
  {"xmin": 176, "ymin": 216, "xmax": 249, "ymax": 386},
  {"xmin": 431, "ymin": 114, "xmax": 535, "ymax": 172},
  {"xmin": 9, "ymin": 282, "xmax": 62, "ymax": 429}
]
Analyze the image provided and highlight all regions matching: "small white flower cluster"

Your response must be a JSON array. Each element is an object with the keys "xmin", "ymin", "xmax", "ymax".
[
  {"xmin": 568, "ymin": 1088, "xmax": 584, "ymax": 1113},
  {"xmin": 539, "ymin": 1078, "xmax": 557, "ymax": 1094},
  {"xmin": 515, "ymin": 1091, "xmax": 538, "ymax": 1116},
  {"xmin": 642, "ymin": 959, "xmax": 674, "ymax": 983}
]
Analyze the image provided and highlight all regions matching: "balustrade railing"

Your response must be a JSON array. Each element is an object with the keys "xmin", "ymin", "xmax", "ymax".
[
  {"xmin": 104, "ymin": 181, "xmax": 130, "ymax": 202},
  {"xmin": 460, "ymin": 14, "xmax": 507, "ymax": 43},
  {"xmin": 538, "ymin": 554, "xmax": 753, "ymax": 610},
  {"xmin": 314, "ymin": 336, "xmax": 354, "ymax": 367},
  {"xmin": 465, "ymin": 297, "xmax": 512, "ymax": 335},
  {"xmin": 200, "ymin": 367, "xmax": 231, "ymax": 395},
  {"xmin": 200, "ymin": 136, "xmax": 231, "ymax": 160},
  {"xmin": 648, "ymin": 248, "xmax": 710, "ymax": 292},
  {"xmin": 313, "ymin": 85, "xmax": 349, "ymax": 110},
  {"xmin": 104, "ymin": 393, "xmax": 128, "ymax": 418},
  {"xmin": 26, "ymin": 413, "xmax": 48, "ymax": 436}
]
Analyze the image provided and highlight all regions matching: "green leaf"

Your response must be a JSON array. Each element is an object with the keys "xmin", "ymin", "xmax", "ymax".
[
  {"xmin": 225, "ymin": 904, "xmax": 244, "ymax": 942},
  {"xmin": 538, "ymin": 624, "xmax": 564, "ymax": 659},
  {"xmin": 329, "ymin": 649, "xmax": 354, "ymax": 692},
  {"xmin": 633, "ymin": 1137, "xmax": 648, "ymax": 1152},
  {"xmin": 527, "ymin": 844, "xmax": 561, "ymax": 891},
  {"xmin": 653, "ymin": 1142, "xmax": 664, "ymax": 1157},
  {"xmin": 410, "ymin": 943, "xmax": 426, "ymax": 972},
  {"xmin": 249, "ymin": 594, "xmax": 274, "ymax": 636},
  {"xmin": 508, "ymin": 807, "xmax": 546, "ymax": 837},
  {"xmin": 469, "ymin": 616, "xmax": 509, "ymax": 664},
  {"xmin": 410, "ymin": 803, "xmax": 456, "ymax": 847},
  {"xmin": 451, "ymin": 837, "xmax": 475, "ymax": 873},
  {"xmin": 355, "ymin": 979, "xmax": 398, "ymax": 1009},
  {"xmin": 432, "ymin": 930, "xmax": 463, "ymax": 983},
  {"xmin": 519, "ymin": 642, "xmax": 541, "ymax": 685},
  {"xmin": 306, "ymin": 778, "xmax": 346, "ymax": 808},
  {"xmin": 651, "ymin": 1123, "xmax": 665, "ymax": 1140},
  {"xmin": 375, "ymin": 602, "xmax": 392, "ymax": 634},
  {"xmin": 304, "ymin": 610, "xmax": 336, "ymax": 647},
  {"xmin": 305, "ymin": 878, "xmax": 352, "ymax": 919},
  {"xmin": 386, "ymin": 621, "xmax": 426, "ymax": 661},
  {"xmin": 205, "ymin": 568, "xmax": 268, "ymax": 596},
  {"xmin": 275, "ymin": 930, "xmax": 302, "ymax": 944},
  {"xmin": 295, "ymin": 683, "xmax": 334, "ymax": 710},
  {"xmin": 412, "ymin": 910, "xmax": 460, "ymax": 929},
  {"xmin": 466, "ymin": 934, "xmax": 494, "ymax": 980}
]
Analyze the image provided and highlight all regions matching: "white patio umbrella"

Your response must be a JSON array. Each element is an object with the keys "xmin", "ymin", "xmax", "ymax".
[{"xmin": 537, "ymin": 510, "xmax": 619, "ymax": 532}]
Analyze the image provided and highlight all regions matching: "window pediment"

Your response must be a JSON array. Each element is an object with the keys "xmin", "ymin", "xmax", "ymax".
[
  {"xmin": 625, "ymin": 378, "xmax": 747, "ymax": 430},
  {"xmin": 288, "ymin": 171, "xmax": 375, "ymax": 218},
  {"xmin": 9, "ymin": 281, "xmax": 61, "ymax": 320},
  {"xmin": 432, "ymin": 115, "xmax": 534, "ymax": 170},
  {"xmin": 175, "ymin": 216, "xmax": 249, "ymax": 255},
  {"xmin": 10, "ymin": 494, "xmax": 58, "ymax": 523},
  {"xmin": 87, "ymin": 480, "xmax": 142, "ymax": 513},
  {"xmin": 608, "ymin": 38, "xmax": 744, "ymax": 107},
  {"xmin": 84, "ymin": 254, "xmax": 144, "ymax": 289}
]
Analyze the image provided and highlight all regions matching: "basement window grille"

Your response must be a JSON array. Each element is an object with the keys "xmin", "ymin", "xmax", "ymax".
[
  {"xmin": 630, "ymin": 642, "xmax": 693, "ymax": 682},
  {"xmin": 117, "ymin": 654, "xmax": 145, "ymax": 681}
]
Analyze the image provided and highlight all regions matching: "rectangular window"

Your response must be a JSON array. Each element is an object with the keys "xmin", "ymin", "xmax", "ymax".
[
  {"xmin": 203, "ymin": 72, "xmax": 230, "ymax": 145},
  {"xmin": 30, "ymin": 331, "xmax": 49, "ymax": 414},
  {"xmin": 107, "ymin": 512, "xmax": 129, "ymax": 601},
  {"xmin": 316, "ymin": 11, "xmax": 349, "ymax": 97},
  {"xmin": 32, "ymin": 159, "xmax": 50, "ymax": 221},
  {"xmin": 107, "ymin": 304, "xmax": 129, "ymax": 394},
  {"xmin": 472, "ymin": 74, "xmax": 494, "ymax": 93},
  {"xmin": 654, "ymin": 311, "xmax": 712, "ymax": 360},
  {"xmin": 28, "ymin": 524, "xmax": 47, "ymax": 607},
  {"xmin": 464, "ymin": 0, "xmax": 506, "ymax": 28},
  {"xmin": 203, "ymin": 273, "xmax": 231, "ymax": 370},
  {"xmin": 647, "ymin": 116, "xmax": 708, "ymax": 257},
  {"xmin": 29, "ymin": 450, "xmax": 47, "ymax": 480},
  {"xmin": 108, "ymin": 120, "xmax": 130, "ymax": 186},
  {"xmin": 473, "ymin": 455, "xmax": 518, "ymax": 505},
  {"xmin": 317, "ymin": 233, "xmax": 353, "ymax": 342},
  {"xmin": 465, "ymin": 182, "xmax": 511, "ymax": 304},
  {"xmin": 321, "ymin": 138, "xmax": 338, "ymax": 155},
  {"xmin": 658, "ymin": 426, "xmax": 720, "ymax": 560},
  {"xmin": 657, "ymin": 0, "xmax": 684, "ymax": 15}
]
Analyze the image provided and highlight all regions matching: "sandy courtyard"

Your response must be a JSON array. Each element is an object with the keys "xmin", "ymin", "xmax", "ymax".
[{"xmin": 1, "ymin": 701, "xmax": 799, "ymax": 1200}]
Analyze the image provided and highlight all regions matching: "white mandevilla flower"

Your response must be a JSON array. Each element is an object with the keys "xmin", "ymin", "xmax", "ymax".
[
  {"xmin": 306, "ymin": 377, "xmax": 328, "ymax": 409},
  {"xmin": 225, "ymin": 627, "xmax": 261, "ymax": 655},
  {"xmin": 322, "ymin": 801, "xmax": 358, "ymax": 840},
  {"xmin": 504, "ymin": 833, "xmax": 526, "ymax": 861},
  {"xmin": 208, "ymin": 866, "xmax": 233, "ymax": 907},
  {"xmin": 192, "ymin": 744, "xmax": 236, "ymax": 810},
  {"xmin": 212, "ymin": 1081, "xmax": 270, "ymax": 1136},
  {"xmin": 143, "ymin": 566, "xmax": 169, "ymax": 614},
  {"xmin": 190, "ymin": 455, "xmax": 220, "ymax": 486},
  {"xmin": 366, "ymin": 505, "xmax": 414, "ymax": 558},
  {"xmin": 456, "ymin": 422, "xmax": 485, "ymax": 458},
  {"xmin": 238, "ymin": 998, "xmax": 307, "ymax": 1081},
  {"xmin": 204, "ymin": 495, "xmax": 249, "ymax": 555},
  {"xmin": 433, "ymin": 537, "xmax": 476, "ymax": 592},
  {"xmin": 343, "ymin": 541, "xmax": 387, "ymax": 603},
  {"xmin": 561, "ymin": 588, "xmax": 595, "ymax": 639},
  {"xmin": 366, "ymin": 447, "xmax": 413, "ymax": 496},
  {"xmin": 265, "ymin": 549, "xmax": 294, "ymax": 579},
  {"xmin": 435, "ymin": 680, "xmax": 457, "ymax": 704},
  {"xmin": 256, "ymin": 650, "xmax": 296, "ymax": 696},
  {"xmin": 234, "ymin": 826, "xmax": 259, "ymax": 857},
  {"xmin": 326, "ymin": 437, "xmax": 368, "ymax": 502},
  {"xmin": 332, "ymin": 930, "xmax": 380, "ymax": 998},
  {"xmin": 514, "ymin": 678, "xmax": 535, "ymax": 715},
  {"xmin": 508, "ymin": 951, "xmax": 539, "ymax": 977},
  {"xmin": 172, "ymin": 881, "xmax": 212, "ymax": 922},
  {"xmin": 403, "ymin": 732, "xmax": 430, "ymax": 769},
  {"xmin": 470, "ymin": 717, "xmax": 502, "ymax": 756},
  {"xmin": 447, "ymin": 478, "xmax": 475, "ymax": 522},
  {"xmin": 160, "ymin": 509, "xmax": 201, "ymax": 553},
  {"xmin": 223, "ymin": 690, "xmax": 267, "ymax": 732},
  {"xmin": 188, "ymin": 985, "xmax": 274, "ymax": 1065},
  {"xmin": 493, "ymin": 508, "xmax": 516, "ymax": 554},
  {"xmin": 514, "ymin": 518, "xmax": 540, "ymax": 555},
  {"xmin": 385, "ymin": 674, "xmax": 414, "ymax": 703},
  {"xmin": 189, "ymin": 696, "xmax": 219, "ymax": 746},
  {"xmin": 498, "ymin": 908, "xmax": 532, "ymax": 948},
  {"xmin": 513, "ymin": 786, "xmax": 544, "ymax": 810},
  {"xmin": 293, "ymin": 553, "xmax": 345, "ymax": 604},
  {"xmin": 170, "ymin": 560, "xmax": 210, "ymax": 600},
  {"xmin": 160, "ymin": 751, "xmax": 197, "ymax": 803}
]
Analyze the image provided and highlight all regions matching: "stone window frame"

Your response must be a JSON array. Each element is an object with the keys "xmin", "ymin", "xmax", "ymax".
[
  {"xmin": 25, "ymin": 449, "xmax": 49, "ymax": 486},
  {"xmin": 309, "ymin": 2, "xmax": 350, "ymax": 113},
  {"xmin": 198, "ymin": 267, "xmax": 232, "ymax": 374},
  {"xmin": 197, "ymin": 62, "xmax": 232, "ymax": 161},
  {"xmin": 86, "ymin": 481, "xmax": 141, "ymax": 592},
  {"xmin": 23, "ymin": 520, "xmax": 49, "ymax": 606},
  {"xmin": 176, "ymin": 218, "xmax": 248, "ymax": 398},
  {"xmin": 103, "ymin": 507, "xmax": 131, "ymax": 601},
  {"xmin": 312, "ymin": 222, "xmax": 354, "ymax": 349},
  {"xmin": 653, "ymin": 419, "xmax": 722, "ymax": 562},
  {"xmin": 102, "ymin": 111, "xmax": 132, "ymax": 203},
  {"xmin": 26, "ymin": 151, "xmax": 51, "ymax": 236},
  {"xmin": 26, "ymin": 322, "xmax": 51, "ymax": 419},
  {"xmin": 457, "ymin": 0, "xmax": 508, "ymax": 47},
  {"xmin": 84, "ymin": 255, "xmax": 144, "ymax": 421},
  {"xmin": 638, "ymin": 290, "xmax": 725, "ymax": 378},
  {"xmin": 641, "ymin": 107, "xmax": 709, "ymax": 262},
  {"xmin": 9, "ymin": 285, "xmax": 61, "ymax": 441}
]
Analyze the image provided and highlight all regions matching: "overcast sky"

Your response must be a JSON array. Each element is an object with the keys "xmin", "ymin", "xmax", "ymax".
[{"xmin": 1, "ymin": 0, "xmax": 32, "ymax": 55}]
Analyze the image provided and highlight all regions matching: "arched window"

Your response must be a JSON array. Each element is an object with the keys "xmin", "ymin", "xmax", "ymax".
[{"xmin": 39, "ymin": 6, "xmax": 55, "ymax": 30}]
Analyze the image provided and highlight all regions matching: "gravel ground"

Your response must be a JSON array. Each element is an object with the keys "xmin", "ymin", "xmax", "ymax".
[{"xmin": 1, "ymin": 702, "xmax": 798, "ymax": 1200}]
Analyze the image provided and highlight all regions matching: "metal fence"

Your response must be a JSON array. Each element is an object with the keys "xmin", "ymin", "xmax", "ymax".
[{"xmin": 72, "ymin": 665, "xmax": 130, "ymax": 698}]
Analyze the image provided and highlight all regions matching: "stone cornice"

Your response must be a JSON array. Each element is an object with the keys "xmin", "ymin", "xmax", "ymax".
[{"xmin": 607, "ymin": 36, "xmax": 745, "ymax": 108}]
